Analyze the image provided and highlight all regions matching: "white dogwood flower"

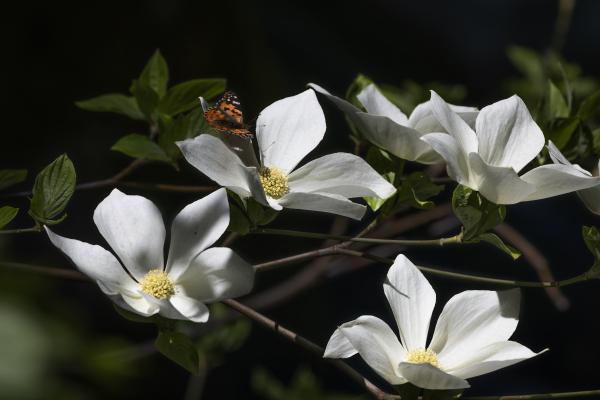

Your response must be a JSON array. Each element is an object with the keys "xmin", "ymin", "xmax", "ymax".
[
  {"xmin": 177, "ymin": 89, "xmax": 396, "ymax": 220},
  {"xmin": 324, "ymin": 254, "xmax": 544, "ymax": 390},
  {"xmin": 421, "ymin": 91, "xmax": 600, "ymax": 204},
  {"xmin": 45, "ymin": 188, "xmax": 253, "ymax": 323},
  {"xmin": 309, "ymin": 83, "xmax": 478, "ymax": 164}
]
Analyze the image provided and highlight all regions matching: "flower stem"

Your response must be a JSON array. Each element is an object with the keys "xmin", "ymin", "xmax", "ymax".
[
  {"xmin": 254, "ymin": 228, "xmax": 463, "ymax": 246},
  {"xmin": 0, "ymin": 226, "xmax": 40, "ymax": 235}
]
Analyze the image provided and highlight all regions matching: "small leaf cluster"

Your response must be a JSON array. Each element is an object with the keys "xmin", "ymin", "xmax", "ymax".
[
  {"xmin": 76, "ymin": 50, "xmax": 226, "ymax": 168},
  {"xmin": 0, "ymin": 154, "xmax": 76, "ymax": 230}
]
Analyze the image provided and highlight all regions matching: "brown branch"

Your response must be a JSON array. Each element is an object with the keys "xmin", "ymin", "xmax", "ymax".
[
  {"xmin": 0, "ymin": 261, "xmax": 88, "ymax": 281},
  {"xmin": 494, "ymin": 223, "xmax": 570, "ymax": 311},
  {"xmin": 117, "ymin": 181, "xmax": 217, "ymax": 194},
  {"xmin": 222, "ymin": 299, "xmax": 398, "ymax": 400},
  {"xmin": 248, "ymin": 205, "xmax": 452, "ymax": 308}
]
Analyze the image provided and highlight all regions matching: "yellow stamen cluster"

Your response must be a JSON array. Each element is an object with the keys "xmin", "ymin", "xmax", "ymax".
[
  {"xmin": 406, "ymin": 348, "xmax": 441, "ymax": 369},
  {"xmin": 259, "ymin": 167, "xmax": 289, "ymax": 199},
  {"xmin": 139, "ymin": 269, "xmax": 175, "ymax": 300}
]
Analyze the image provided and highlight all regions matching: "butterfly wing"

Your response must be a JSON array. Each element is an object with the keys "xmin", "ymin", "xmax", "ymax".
[{"xmin": 204, "ymin": 91, "xmax": 253, "ymax": 139}]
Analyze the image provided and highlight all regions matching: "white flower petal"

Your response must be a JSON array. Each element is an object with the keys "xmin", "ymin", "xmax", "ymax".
[
  {"xmin": 521, "ymin": 164, "xmax": 600, "ymax": 201},
  {"xmin": 324, "ymin": 328, "xmax": 358, "ymax": 358},
  {"xmin": 256, "ymin": 89, "xmax": 326, "ymax": 173},
  {"xmin": 336, "ymin": 315, "xmax": 407, "ymax": 385},
  {"xmin": 177, "ymin": 134, "xmax": 268, "ymax": 204},
  {"xmin": 170, "ymin": 294, "xmax": 210, "ymax": 323},
  {"xmin": 45, "ymin": 227, "xmax": 137, "ymax": 291},
  {"xmin": 408, "ymin": 101, "xmax": 478, "ymax": 133},
  {"xmin": 310, "ymin": 84, "xmax": 439, "ymax": 164},
  {"xmin": 278, "ymin": 191, "xmax": 367, "ymax": 220},
  {"xmin": 355, "ymin": 112, "xmax": 442, "ymax": 164},
  {"xmin": 430, "ymin": 289, "xmax": 521, "ymax": 370},
  {"xmin": 199, "ymin": 96, "xmax": 210, "ymax": 112},
  {"xmin": 308, "ymin": 83, "xmax": 361, "ymax": 115},
  {"xmin": 140, "ymin": 293, "xmax": 187, "ymax": 320},
  {"xmin": 445, "ymin": 341, "xmax": 543, "ymax": 380},
  {"xmin": 468, "ymin": 153, "xmax": 537, "ymax": 204},
  {"xmin": 429, "ymin": 91, "xmax": 478, "ymax": 155},
  {"xmin": 93, "ymin": 189, "xmax": 165, "ymax": 281},
  {"xmin": 288, "ymin": 153, "xmax": 396, "ymax": 199},
  {"xmin": 421, "ymin": 133, "xmax": 470, "ymax": 184},
  {"xmin": 121, "ymin": 293, "xmax": 160, "ymax": 316},
  {"xmin": 175, "ymin": 247, "xmax": 254, "ymax": 302},
  {"xmin": 166, "ymin": 188, "xmax": 230, "ymax": 280},
  {"xmin": 475, "ymin": 95, "xmax": 544, "ymax": 172},
  {"xmin": 356, "ymin": 84, "xmax": 408, "ymax": 125},
  {"xmin": 398, "ymin": 362, "xmax": 470, "ymax": 390},
  {"xmin": 384, "ymin": 254, "xmax": 435, "ymax": 351}
]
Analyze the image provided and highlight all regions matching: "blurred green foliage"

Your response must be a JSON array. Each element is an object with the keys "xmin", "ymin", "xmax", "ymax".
[{"xmin": 252, "ymin": 366, "xmax": 365, "ymax": 400}]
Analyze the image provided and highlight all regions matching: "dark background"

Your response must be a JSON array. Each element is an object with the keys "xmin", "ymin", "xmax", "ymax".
[{"xmin": 1, "ymin": 0, "xmax": 600, "ymax": 399}]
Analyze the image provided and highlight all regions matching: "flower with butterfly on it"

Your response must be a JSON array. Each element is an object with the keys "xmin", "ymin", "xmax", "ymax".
[
  {"xmin": 309, "ymin": 83, "xmax": 479, "ymax": 164},
  {"xmin": 178, "ymin": 89, "xmax": 396, "ymax": 220},
  {"xmin": 45, "ymin": 188, "xmax": 254, "ymax": 323},
  {"xmin": 420, "ymin": 91, "xmax": 600, "ymax": 204},
  {"xmin": 324, "ymin": 254, "xmax": 546, "ymax": 391}
]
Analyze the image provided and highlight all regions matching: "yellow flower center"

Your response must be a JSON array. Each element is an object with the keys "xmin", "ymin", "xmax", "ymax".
[
  {"xmin": 259, "ymin": 167, "xmax": 289, "ymax": 199},
  {"xmin": 406, "ymin": 348, "xmax": 440, "ymax": 369},
  {"xmin": 139, "ymin": 269, "xmax": 175, "ymax": 300}
]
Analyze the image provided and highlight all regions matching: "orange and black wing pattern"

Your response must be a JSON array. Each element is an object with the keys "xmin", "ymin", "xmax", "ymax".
[{"xmin": 204, "ymin": 91, "xmax": 254, "ymax": 139}]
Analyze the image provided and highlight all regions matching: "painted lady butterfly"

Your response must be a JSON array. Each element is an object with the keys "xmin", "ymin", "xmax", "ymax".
[{"xmin": 204, "ymin": 91, "xmax": 254, "ymax": 139}]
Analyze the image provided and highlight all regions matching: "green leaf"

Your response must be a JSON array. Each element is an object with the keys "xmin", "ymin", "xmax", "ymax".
[
  {"xmin": 138, "ymin": 49, "xmax": 169, "ymax": 98},
  {"xmin": 592, "ymin": 128, "xmax": 600, "ymax": 155},
  {"xmin": 0, "ymin": 206, "xmax": 18, "ymax": 229},
  {"xmin": 473, "ymin": 233, "xmax": 521, "ymax": 260},
  {"xmin": 75, "ymin": 94, "xmax": 145, "ymax": 120},
  {"xmin": 452, "ymin": 185, "xmax": 505, "ymax": 240},
  {"xmin": 583, "ymin": 225, "xmax": 600, "ymax": 260},
  {"xmin": 196, "ymin": 304, "xmax": 251, "ymax": 366},
  {"xmin": 547, "ymin": 80, "xmax": 570, "ymax": 118},
  {"xmin": 363, "ymin": 147, "xmax": 400, "ymax": 211},
  {"xmin": 397, "ymin": 172, "xmax": 444, "ymax": 209},
  {"xmin": 159, "ymin": 79, "xmax": 226, "ymax": 116},
  {"xmin": 227, "ymin": 192, "xmax": 252, "ymax": 235},
  {"xmin": 155, "ymin": 331, "xmax": 200, "ymax": 375},
  {"xmin": 111, "ymin": 134, "xmax": 172, "ymax": 163},
  {"xmin": 158, "ymin": 108, "xmax": 208, "ymax": 159},
  {"xmin": 345, "ymin": 74, "xmax": 375, "ymax": 108},
  {"xmin": 0, "ymin": 169, "xmax": 27, "ymax": 191},
  {"xmin": 131, "ymin": 80, "xmax": 160, "ymax": 119},
  {"xmin": 28, "ymin": 154, "xmax": 76, "ymax": 225},
  {"xmin": 582, "ymin": 225, "xmax": 600, "ymax": 279},
  {"xmin": 246, "ymin": 198, "xmax": 279, "ymax": 227},
  {"xmin": 507, "ymin": 46, "xmax": 545, "ymax": 82},
  {"xmin": 577, "ymin": 89, "xmax": 600, "ymax": 120},
  {"xmin": 547, "ymin": 117, "xmax": 580, "ymax": 150}
]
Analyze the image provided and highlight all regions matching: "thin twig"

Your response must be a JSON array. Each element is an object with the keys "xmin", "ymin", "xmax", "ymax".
[
  {"xmin": 117, "ymin": 181, "xmax": 217, "ymax": 194},
  {"xmin": 222, "ymin": 299, "xmax": 397, "ymax": 400},
  {"xmin": 337, "ymin": 249, "xmax": 590, "ymax": 288},
  {"xmin": 551, "ymin": 0, "xmax": 576, "ymax": 54},
  {"xmin": 255, "ymin": 228, "xmax": 463, "ymax": 247},
  {"xmin": 0, "ymin": 261, "xmax": 88, "ymax": 281}
]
